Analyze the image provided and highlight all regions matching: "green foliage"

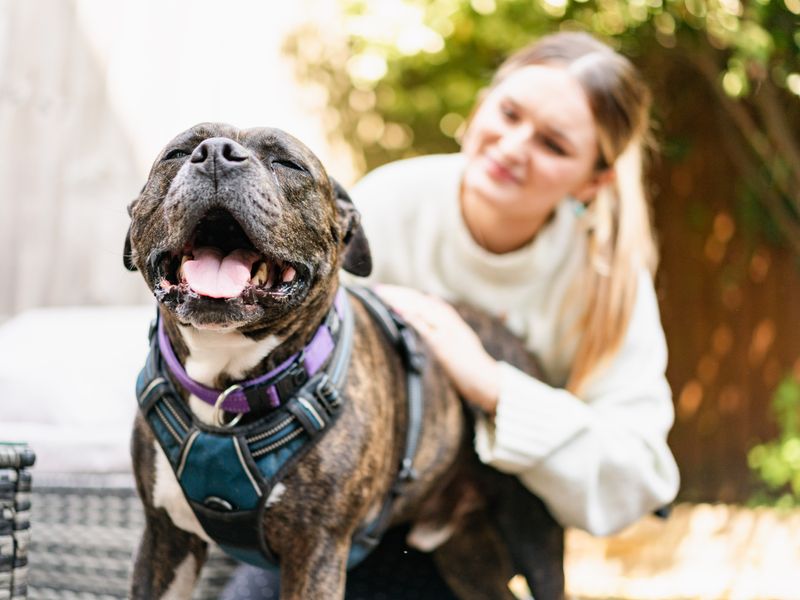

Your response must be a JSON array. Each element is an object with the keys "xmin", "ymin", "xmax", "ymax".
[
  {"xmin": 748, "ymin": 374, "xmax": 800, "ymax": 507},
  {"xmin": 287, "ymin": 0, "xmax": 800, "ymax": 175},
  {"xmin": 286, "ymin": 0, "xmax": 800, "ymax": 254}
]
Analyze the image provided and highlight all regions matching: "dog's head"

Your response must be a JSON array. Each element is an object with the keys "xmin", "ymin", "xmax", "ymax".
[{"xmin": 124, "ymin": 123, "xmax": 370, "ymax": 335}]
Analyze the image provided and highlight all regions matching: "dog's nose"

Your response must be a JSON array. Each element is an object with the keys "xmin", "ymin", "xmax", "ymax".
[{"xmin": 190, "ymin": 137, "xmax": 249, "ymax": 173}]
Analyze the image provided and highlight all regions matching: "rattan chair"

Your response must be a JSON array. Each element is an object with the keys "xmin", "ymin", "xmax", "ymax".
[{"xmin": 1, "ymin": 444, "xmax": 34, "ymax": 600}]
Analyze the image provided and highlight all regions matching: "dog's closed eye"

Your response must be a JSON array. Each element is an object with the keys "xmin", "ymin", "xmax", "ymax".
[
  {"xmin": 163, "ymin": 148, "xmax": 190, "ymax": 161},
  {"xmin": 272, "ymin": 158, "xmax": 308, "ymax": 173}
]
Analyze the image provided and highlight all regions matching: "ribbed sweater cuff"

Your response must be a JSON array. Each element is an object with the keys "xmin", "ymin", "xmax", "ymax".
[{"xmin": 475, "ymin": 362, "xmax": 591, "ymax": 474}]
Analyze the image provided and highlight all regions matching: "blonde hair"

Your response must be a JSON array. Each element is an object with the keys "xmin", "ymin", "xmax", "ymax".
[{"xmin": 491, "ymin": 32, "xmax": 658, "ymax": 395}]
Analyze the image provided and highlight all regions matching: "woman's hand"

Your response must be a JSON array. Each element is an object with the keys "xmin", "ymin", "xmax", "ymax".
[{"xmin": 374, "ymin": 284, "xmax": 500, "ymax": 415}]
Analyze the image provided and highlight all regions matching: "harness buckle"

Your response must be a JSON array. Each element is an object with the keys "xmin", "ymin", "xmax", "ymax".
[
  {"xmin": 203, "ymin": 496, "xmax": 235, "ymax": 512},
  {"xmin": 314, "ymin": 376, "xmax": 341, "ymax": 414},
  {"xmin": 213, "ymin": 384, "xmax": 245, "ymax": 428},
  {"xmin": 397, "ymin": 457, "xmax": 418, "ymax": 482},
  {"xmin": 274, "ymin": 361, "xmax": 308, "ymax": 403}
]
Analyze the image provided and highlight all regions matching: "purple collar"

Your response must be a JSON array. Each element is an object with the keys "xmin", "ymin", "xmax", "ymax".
[{"xmin": 158, "ymin": 289, "xmax": 346, "ymax": 415}]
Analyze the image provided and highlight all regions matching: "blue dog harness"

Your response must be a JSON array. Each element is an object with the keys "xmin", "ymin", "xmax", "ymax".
[{"xmin": 136, "ymin": 286, "xmax": 425, "ymax": 570}]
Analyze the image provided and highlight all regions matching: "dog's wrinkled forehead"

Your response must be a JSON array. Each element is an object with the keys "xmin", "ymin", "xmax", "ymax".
[
  {"xmin": 131, "ymin": 122, "xmax": 343, "ymax": 263},
  {"xmin": 133, "ymin": 122, "xmax": 339, "ymax": 243},
  {"xmin": 154, "ymin": 123, "xmax": 326, "ymax": 180}
]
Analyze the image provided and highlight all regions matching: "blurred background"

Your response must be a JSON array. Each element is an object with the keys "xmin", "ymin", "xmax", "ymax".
[
  {"xmin": 285, "ymin": 0, "xmax": 800, "ymax": 509},
  {"xmin": 2, "ymin": 0, "xmax": 800, "ymax": 597}
]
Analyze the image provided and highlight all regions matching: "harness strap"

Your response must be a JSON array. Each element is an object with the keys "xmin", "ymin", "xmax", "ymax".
[
  {"xmin": 346, "ymin": 286, "xmax": 426, "ymax": 556},
  {"xmin": 347, "ymin": 286, "xmax": 425, "ymax": 477}
]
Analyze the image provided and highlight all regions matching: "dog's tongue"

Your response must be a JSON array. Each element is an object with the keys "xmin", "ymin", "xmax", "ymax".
[{"xmin": 182, "ymin": 247, "xmax": 259, "ymax": 298}]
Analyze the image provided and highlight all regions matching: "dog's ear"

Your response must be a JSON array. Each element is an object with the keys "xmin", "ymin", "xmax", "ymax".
[
  {"xmin": 123, "ymin": 198, "xmax": 138, "ymax": 272},
  {"xmin": 332, "ymin": 178, "xmax": 372, "ymax": 277}
]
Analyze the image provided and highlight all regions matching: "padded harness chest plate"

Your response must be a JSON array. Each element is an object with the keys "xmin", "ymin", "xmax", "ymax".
[{"xmin": 136, "ymin": 286, "xmax": 425, "ymax": 570}]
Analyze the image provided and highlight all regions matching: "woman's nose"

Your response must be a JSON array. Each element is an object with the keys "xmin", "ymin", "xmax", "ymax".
[{"xmin": 496, "ymin": 126, "xmax": 532, "ymax": 160}]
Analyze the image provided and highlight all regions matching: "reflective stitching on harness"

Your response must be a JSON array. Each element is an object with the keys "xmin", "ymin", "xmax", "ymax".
[
  {"xmin": 163, "ymin": 398, "xmax": 189, "ymax": 432},
  {"xmin": 138, "ymin": 289, "xmax": 414, "ymax": 571},
  {"xmin": 139, "ymin": 376, "xmax": 166, "ymax": 403},
  {"xmin": 233, "ymin": 436, "xmax": 263, "ymax": 498},
  {"xmin": 251, "ymin": 427, "xmax": 303, "ymax": 458},
  {"xmin": 176, "ymin": 430, "xmax": 200, "ymax": 479},
  {"xmin": 154, "ymin": 404, "xmax": 182, "ymax": 443},
  {"xmin": 297, "ymin": 397, "xmax": 325, "ymax": 430},
  {"xmin": 245, "ymin": 416, "xmax": 295, "ymax": 443}
]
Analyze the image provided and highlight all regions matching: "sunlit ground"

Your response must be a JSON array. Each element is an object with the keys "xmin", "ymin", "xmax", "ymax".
[{"xmin": 563, "ymin": 503, "xmax": 800, "ymax": 600}]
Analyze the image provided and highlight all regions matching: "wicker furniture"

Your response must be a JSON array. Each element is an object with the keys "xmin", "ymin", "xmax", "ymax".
[
  {"xmin": 28, "ymin": 473, "xmax": 237, "ymax": 599},
  {"xmin": 1, "ymin": 444, "xmax": 34, "ymax": 600}
]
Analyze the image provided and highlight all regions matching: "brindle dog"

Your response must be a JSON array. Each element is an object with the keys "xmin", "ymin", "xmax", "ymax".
[{"xmin": 124, "ymin": 123, "xmax": 563, "ymax": 600}]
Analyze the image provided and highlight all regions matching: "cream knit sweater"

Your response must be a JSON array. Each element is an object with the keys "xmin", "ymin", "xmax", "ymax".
[{"xmin": 348, "ymin": 153, "xmax": 679, "ymax": 536}]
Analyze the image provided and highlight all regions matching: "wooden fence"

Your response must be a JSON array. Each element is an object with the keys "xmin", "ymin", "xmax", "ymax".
[{"xmin": 651, "ymin": 61, "xmax": 799, "ymax": 502}]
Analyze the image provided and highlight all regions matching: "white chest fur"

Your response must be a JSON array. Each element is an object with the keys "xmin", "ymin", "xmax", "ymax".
[
  {"xmin": 178, "ymin": 325, "xmax": 282, "ymax": 425},
  {"xmin": 152, "ymin": 441, "xmax": 212, "ymax": 542},
  {"xmin": 152, "ymin": 326, "xmax": 283, "ymax": 536}
]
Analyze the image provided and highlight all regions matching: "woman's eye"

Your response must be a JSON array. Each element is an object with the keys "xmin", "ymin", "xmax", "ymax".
[
  {"xmin": 272, "ymin": 159, "xmax": 307, "ymax": 173},
  {"xmin": 164, "ymin": 149, "xmax": 189, "ymax": 160},
  {"xmin": 500, "ymin": 105, "xmax": 518, "ymax": 122},
  {"xmin": 542, "ymin": 137, "xmax": 567, "ymax": 156}
]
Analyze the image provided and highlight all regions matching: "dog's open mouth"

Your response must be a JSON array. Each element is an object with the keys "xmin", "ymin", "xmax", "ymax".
[{"xmin": 155, "ymin": 209, "xmax": 303, "ymax": 301}]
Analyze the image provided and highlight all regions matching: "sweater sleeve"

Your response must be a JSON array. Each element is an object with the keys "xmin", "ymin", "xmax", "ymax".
[{"xmin": 474, "ymin": 272, "xmax": 680, "ymax": 536}]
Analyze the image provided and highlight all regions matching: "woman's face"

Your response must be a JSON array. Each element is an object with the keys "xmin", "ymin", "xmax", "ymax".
[{"xmin": 461, "ymin": 64, "xmax": 606, "ymax": 224}]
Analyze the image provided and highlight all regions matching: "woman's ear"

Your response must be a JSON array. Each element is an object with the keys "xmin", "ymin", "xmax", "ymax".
[{"xmin": 573, "ymin": 168, "xmax": 616, "ymax": 204}]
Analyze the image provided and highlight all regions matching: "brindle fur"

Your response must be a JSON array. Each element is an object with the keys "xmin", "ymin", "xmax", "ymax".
[{"xmin": 126, "ymin": 123, "xmax": 563, "ymax": 599}]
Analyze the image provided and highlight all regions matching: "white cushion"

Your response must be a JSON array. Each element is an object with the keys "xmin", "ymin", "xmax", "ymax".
[{"xmin": 0, "ymin": 305, "xmax": 154, "ymax": 473}]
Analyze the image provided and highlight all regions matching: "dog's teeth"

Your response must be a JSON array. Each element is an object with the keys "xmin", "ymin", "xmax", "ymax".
[
  {"xmin": 178, "ymin": 255, "xmax": 190, "ymax": 281},
  {"xmin": 282, "ymin": 267, "xmax": 296, "ymax": 283},
  {"xmin": 253, "ymin": 262, "xmax": 268, "ymax": 285}
]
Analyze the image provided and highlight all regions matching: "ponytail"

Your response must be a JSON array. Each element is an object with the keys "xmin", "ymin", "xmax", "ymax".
[{"xmin": 567, "ymin": 141, "xmax": 657, "ymax": 395}]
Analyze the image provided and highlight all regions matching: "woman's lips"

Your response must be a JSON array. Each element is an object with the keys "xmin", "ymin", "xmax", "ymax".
[{"xmin": 482, "ymin": 156, "xmax": 521, "ymax": 184}]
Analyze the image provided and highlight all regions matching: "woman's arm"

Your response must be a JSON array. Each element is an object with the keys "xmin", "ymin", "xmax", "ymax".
[
  {"xmin": 378, "ymin": 274, "xmax": 679, "ymax": 536},
  {"xmin": 374, "ymin": 284, "xmax": 501, "ymax": 414}
]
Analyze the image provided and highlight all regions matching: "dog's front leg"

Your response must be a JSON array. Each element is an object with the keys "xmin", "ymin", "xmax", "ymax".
[
  {"xmin": 130, "ymin": 508, "xmax": 208, "ymax": 600},
  {"xmin": 278, "ymin": 535, "xmax": 349, "ymax": 600}
]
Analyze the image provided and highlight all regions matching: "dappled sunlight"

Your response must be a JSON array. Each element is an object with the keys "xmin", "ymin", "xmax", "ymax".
[
  {"xmin": 566, "ymin": 504, "xmax": 800, "ymax": 599},
  {"xmin": 697, "ymin": 354, "xmax": 720, "ymax": 385},
  {"xmin": 712, "ymin": 324, "xmax": 734, "ymax": 357},
  {"xmin": 749, "ymin": 249, "xmax": 771, "ymax": 283},
  {"xmin": 749, "ymin": 319, "xmax": 776, "ymax": 367},
  {"xmin": 678, "ymin": 379, "xmax": 703, "ymax": 420}
]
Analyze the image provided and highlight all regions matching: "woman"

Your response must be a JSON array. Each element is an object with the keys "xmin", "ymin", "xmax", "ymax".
[{"xmin": 224, "ymin": 30, "xmax": 679, "ymax": 599}]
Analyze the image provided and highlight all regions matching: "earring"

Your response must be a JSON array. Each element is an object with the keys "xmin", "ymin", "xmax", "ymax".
[{"xmin": 570, "ymin": 197, "xmax": 588, "ymax": 217}]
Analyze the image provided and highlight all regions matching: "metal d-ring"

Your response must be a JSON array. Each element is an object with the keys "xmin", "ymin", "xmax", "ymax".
[{"xmin": 213, "ymin": 384, "xmax": 244, "ymax": 428}]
